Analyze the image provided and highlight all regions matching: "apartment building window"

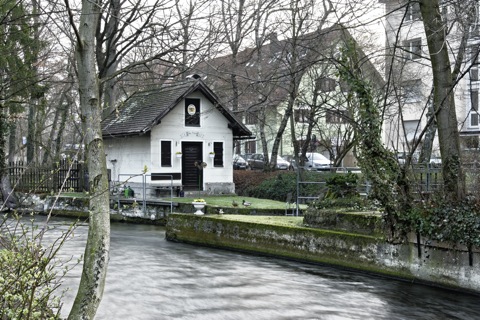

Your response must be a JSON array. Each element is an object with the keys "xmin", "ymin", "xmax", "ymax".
[
  {"xmin": 471, "ymin": 68, "xmax": 479, "ymax": 81},
  {"xmin": 160, "ymin": 140, "xmax": 172, "ymax": 167},
  {"xmin": 245, "ymin": 110, "xmax": 258, "ymax": 125},
  {"xmin": 404, "ymin": 38, "xmax": 422, "ymax": 60},
  {"xmin": 471, "ymin": 90, "xmax": 479, "ymax": 127},
  {"xmin": 294, "ymin": 108, "xmax": 309, "ymax": 123},
  {"xmin": 405, "ymin": 2, "xmax": 421, "ymax": 21},
  {"xmin": 470, "ymin": 45, "xmax": 479, "ymax": 80},
  {"xmin": 401, "ymin": 80, "xmax": 422, "ymax": 103},
  {"xmin": 213, "ymin": 142, "xmax": 224, "ymax": 167},
  {"xmin": 404, "ymin": 120, "xmax": 420, "ymax": 145},
  {"xmin": 316, "ymin": 77, "xmax": 336, "ymax": 92},
  {"xmin": 244, "ymin": 140, "xmax": 256, "ymax": 154},
  {"xmin": 326, "ymin": 109, "xmax": 347, "ymax": 124}
]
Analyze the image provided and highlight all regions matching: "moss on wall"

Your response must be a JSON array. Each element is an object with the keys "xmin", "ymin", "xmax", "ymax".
[
  {"xmin": 166, "ymin": 213, "xmax": 480, "ymax": 294},
  {"xmin": 303, "ymin": 208, "xmax": 383, "ymax": 236}
]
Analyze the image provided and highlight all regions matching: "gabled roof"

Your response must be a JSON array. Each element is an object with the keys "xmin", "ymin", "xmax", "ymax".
[{"xmin": 101, "ymin": 79, "xmax": 253, "ymax": 139}]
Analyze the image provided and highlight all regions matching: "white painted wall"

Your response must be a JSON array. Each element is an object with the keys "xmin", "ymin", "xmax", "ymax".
[
  {"xmin": 104, "ymin": 135, "xmax": 151, "ymax": 184},
  {"xmin": 149, "ymin": 92, "xmax": 234, "ymax": 190}
]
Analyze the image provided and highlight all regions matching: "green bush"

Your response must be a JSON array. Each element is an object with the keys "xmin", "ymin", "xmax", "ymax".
[
  {"xmin": 0, "ymin": 214, "xmax": 75, "ymax": 319},
  {"xmin": 311, "ymin": 196, "xmax": 373, "ymax": 211},
  {"xmin": 324, "ymin": 173, "xmax": 359, "ymax": 198},
  {"xmin": 406, "ymin": 197, "xmax": 480, "ymax": 247},
  {"xmin": 247, "ymin": 172, "xmax": 297, "ymax": 201},
  {"xmin": 234, "ymin": 170, "xmax": 280, "ymax": 196},
  {"xmin": 234, "ymin": 170, "xmax": 343, "ymax": 202}
]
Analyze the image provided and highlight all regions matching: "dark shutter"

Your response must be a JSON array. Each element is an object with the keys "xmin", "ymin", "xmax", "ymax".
[
  {"xmin": 161, "ymin": 141, "xmax": 172, "ymax": 167},
  {"xmin": 213, "ymin": 142, "xmax": 223, "ymax": 167}
]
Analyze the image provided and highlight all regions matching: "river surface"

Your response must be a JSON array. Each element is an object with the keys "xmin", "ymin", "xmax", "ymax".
[{"xmin": 30, "ymin": 216, "xmax": 480, "ymax": 319}]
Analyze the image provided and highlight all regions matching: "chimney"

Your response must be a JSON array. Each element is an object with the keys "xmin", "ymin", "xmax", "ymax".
[{"xmin": 186, "ymin": 74, "xmax": 202, "ymax": 80}]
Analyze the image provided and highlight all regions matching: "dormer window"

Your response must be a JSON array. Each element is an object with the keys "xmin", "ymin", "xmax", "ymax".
[{"xmin": 185, "ymin": 98, "xmax": 200, "ymax": 127}]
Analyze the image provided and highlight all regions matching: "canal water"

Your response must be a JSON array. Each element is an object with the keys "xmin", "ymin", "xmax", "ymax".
[{"xmin": 33, "ymin": 216, "xmax": 480, "ymax": 319}]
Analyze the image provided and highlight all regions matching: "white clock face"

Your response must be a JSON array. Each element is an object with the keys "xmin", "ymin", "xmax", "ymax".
[{"xmin": 187, "ymin": 104, "xmax": 196, "ymax": 115}]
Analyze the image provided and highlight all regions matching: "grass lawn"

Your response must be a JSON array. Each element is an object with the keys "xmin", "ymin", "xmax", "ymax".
[
  {"xmin": 59, "ymin": 192, "xmax": 307, "ymax": 210},
  {"xmin": 167, "ymin": 195, "xmax": 307, "ymax": 210},
  {"xmin": 213, "ymin": 214, "xmax": 304, "ymax": 227}
]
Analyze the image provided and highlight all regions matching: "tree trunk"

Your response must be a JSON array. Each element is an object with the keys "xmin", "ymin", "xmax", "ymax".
[
  {"xmin": 26, "ymin": 101, "xmax": 36, "ymax": 163},
  {"xmin": 67, "ymin": 0, "xmax": 110, "ymax": 317},
  {"xmin": 0, "ymin": 107, "xmax": 17, "ymax": 210},
  {"xmin": 418, "ymin": 94, "xmax": 436, "ymax": 163},
  {"xmin": 419, "ymin": 0, "xmax": 466, "ymax": 201}
]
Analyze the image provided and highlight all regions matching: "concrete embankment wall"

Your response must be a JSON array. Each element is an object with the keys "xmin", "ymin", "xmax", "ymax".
[{"xmin": 166, "ymin": 213, "xmax": 480, "ymax": 294}]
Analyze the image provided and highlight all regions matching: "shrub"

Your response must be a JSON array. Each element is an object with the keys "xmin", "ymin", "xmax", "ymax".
[
  {"xmin": 234, "ymin": 170, "xmax": 344, "ymax": 202},
  {"xmin": 324, "ymin": 173, "xmax": 359, "ymax": 198},
  {"xmin": 311, "ymin": 196, "xmax": 373, "ymax": 211},
  {"xmin": 407, "ymin": 197, "xmax": 480, "ymax": 247},
  {"xmin": 247, "ymin": 172, "xmax": 297, "ymax": 201},
  {"xmin": 233, "ymin": 170, "xmax": 280, "ymax": 196},
  {"xmin": 0, "ymin": 214, "xmax": 75, "ymax": 319}
]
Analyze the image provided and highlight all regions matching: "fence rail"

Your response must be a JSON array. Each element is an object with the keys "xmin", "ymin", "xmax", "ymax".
[{"xmin": 8, "ymin": 160, "xmax": 88, "ymax": 193}]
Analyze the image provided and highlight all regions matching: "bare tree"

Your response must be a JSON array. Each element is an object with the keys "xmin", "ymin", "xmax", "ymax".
[
  {"xmin": 418, "ymin": 0, "xmax": 466, "ymax": 200},
  {"xmin": 65, "ymin": 0, "xmax": 110, "ymax": 317}
]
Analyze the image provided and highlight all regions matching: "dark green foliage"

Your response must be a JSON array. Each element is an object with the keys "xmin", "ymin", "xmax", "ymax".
[
  {"xmin": 234, "ymin": 171, "xmax": 335, "ymax": 202},
  {"xmin": 247, "ymin": 172, "xmax": 297, "ymax": 201},
  {"xmin": 311, "ymin": 196, "xmax": 371, "ymax": 210},
  {"xmin": 234, "ymin": 170, "xmax": 280, "ymax": 197},
  {"xmin": 324, "ymin": 173, "xmax": 359, "ymax": 198},
  {"xmin": 406, "ymin": 198, "xmax": 480, "ymax": 247},
  {"xmin": 336, "ymin": 38, "xmax": 407, "ymax": 243}
]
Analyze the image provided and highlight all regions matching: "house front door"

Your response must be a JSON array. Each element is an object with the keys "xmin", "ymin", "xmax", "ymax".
[{"xmin": 182, "ymin": 142, "xmax": 203, "ymax": 191}]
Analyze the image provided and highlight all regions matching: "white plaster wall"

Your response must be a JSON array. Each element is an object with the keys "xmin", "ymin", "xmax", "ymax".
[
  {"xmin": 150, "ymin": 92, "xmax": 234, "ymax": 188},
  {"xmin": 383, "ymin": 0, "xmax": 475, "ymax": 153},
  {"xmin": 104, "ymin": 135, "xmax": 151, "ymax": 184}
]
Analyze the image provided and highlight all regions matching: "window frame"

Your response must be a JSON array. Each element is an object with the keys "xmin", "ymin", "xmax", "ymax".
[
  {"xmin": 244, "ymin": 140, "xmax": 256, "ymax": 154},
  {"xmin": 405, "ymin": 2, "xmax": 421, "ymax": 21},
  {"xmin": 185, "ymin": 98, "xmax": 200, "ymax": 127},
  {"xmin": 245, "ymin": 110, "xmax": 258, "ymax": 125},
  {"xmin": 294, "ymin": 108, "xmax": 309, "ymax": 123},
  {"xmin": 326, "ymin": 109, "xmax": 348, "ymax": 124},
  {"xmin": 471, "ymin": 90, "xmax": 479, "ymax": 127},
  {"xmin": 160, "ymin": 140, "xmax": 172, "ymax": 167},
  {"xmin": 401, "ymin": 80, "xmax": 422, "ymax": 103},
  {"xmin": 213, "ymin": 142, "xmax": 224, "ymax": 167},
  {"xmin": 404, "ymin": 38, "xmax": 422, "ymax": 60}
]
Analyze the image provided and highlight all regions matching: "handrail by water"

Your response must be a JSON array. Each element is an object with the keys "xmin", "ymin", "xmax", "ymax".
[{"xmin": 116, "ymin": 173, "xmax": 175, "ymax": 215}]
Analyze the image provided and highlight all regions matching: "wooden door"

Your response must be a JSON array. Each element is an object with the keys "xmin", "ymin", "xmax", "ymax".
[{"xmin": 182, "ymin": 142, "xmax": 203, "ymax": 191}]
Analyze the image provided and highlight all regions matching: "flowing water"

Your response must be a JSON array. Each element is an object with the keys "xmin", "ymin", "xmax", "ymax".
[{"xmin": 31, "ymin": 216, "xmax": 480, "ymax": 319}]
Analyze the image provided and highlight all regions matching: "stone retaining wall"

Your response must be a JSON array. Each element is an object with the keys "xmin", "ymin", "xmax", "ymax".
[{"xmin": 166, "ymin": 213, "xmax": 480, "ymax": 294}]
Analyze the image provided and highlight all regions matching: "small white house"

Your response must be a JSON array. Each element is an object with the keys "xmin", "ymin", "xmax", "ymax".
[{"xmin": 101, "ymin": 78, "xmax": 253, "ymax": 195}]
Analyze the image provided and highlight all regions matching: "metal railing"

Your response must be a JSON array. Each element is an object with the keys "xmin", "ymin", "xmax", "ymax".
[{"xmin": 114, "ymin": 173, "xmax": 175, "ymax": 215}]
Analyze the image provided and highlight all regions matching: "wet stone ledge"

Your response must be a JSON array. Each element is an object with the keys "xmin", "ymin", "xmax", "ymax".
[{"xmin": 166, "ymin": 213, "xmax": 480, "ymax": 295}]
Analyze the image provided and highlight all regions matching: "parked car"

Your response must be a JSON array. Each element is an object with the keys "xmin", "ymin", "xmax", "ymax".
[
  {"xmin": 304, "ymin": 152, "xmax": 331, "ymax": 171},
  {"xmin": 248, "ymin": 153, "xmax": 290, "ymax": 170},
  {"xmin": 335, "ymin": 167, "xmax": 362, "ymax": 174},
  {"xmin": 397, "ymin": 152, "xmax": 406, "ymax": 165},
  {"xmin": 282, "ymin": 154, "xmax": 309, "ymax": 171},
  {"xmin": 240, "ymin": 153, "xmax": 254, "ymax": 162},
  {"xmin": 276, "ymin": 156, "xmax": 290, "ymax": 170},
  {"xmin": 233, "ymin": 154, "xmax": 248, "ymax": 170},
  {"xmin": 429, "ymin": 156, "xmax": 442, "ymax": 167},
  {"xmin": 397, "ymin": 152, "xmax": 419, "ymax": 165}
]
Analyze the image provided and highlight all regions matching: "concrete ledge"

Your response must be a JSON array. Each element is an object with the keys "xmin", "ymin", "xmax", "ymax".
[
  {"xmin": 303, "ymin": 208, "xmax": 383, "ymax": 236},
  {"xmin": 166, "ymin": 213, "xmax": 480, "ymax": 294}
]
